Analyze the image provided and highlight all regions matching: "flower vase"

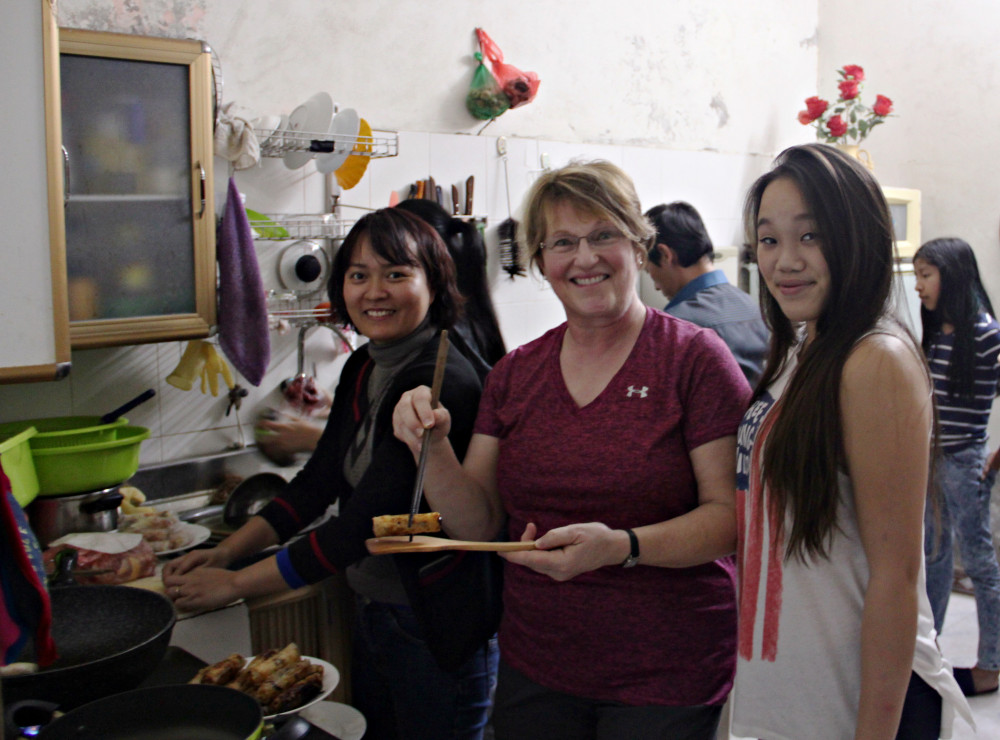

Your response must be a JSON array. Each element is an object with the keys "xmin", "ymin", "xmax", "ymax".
[{"xmin": 835, "ymin": 143, "xmax": 874, "ymax": 172}]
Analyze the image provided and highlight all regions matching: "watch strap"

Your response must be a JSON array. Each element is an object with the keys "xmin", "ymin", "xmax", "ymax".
[{"xmin": 622, "ymin": 528, "xmax": 640, "ymax": 568}]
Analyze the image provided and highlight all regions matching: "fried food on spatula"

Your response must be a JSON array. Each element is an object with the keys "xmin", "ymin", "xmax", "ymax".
[{"xmin": 372, "ymin": 512, "xmax": 442, "ymax": 537}]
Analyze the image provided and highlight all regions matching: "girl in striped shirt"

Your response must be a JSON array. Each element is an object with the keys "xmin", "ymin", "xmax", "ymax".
[{"xmin": 915, "ymin": 236, "xmax": 1000, "ymax": 697}]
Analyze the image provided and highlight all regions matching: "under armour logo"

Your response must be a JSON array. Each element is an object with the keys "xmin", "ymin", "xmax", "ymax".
[{"xmin": 626, "ymin": 385, "xmax": 649, "ymax": 398}]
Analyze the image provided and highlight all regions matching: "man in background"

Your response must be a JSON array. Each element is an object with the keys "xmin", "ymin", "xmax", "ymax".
[{"xmin": 645, "ymin": 201, "xmax": 769, "ymax": 385}]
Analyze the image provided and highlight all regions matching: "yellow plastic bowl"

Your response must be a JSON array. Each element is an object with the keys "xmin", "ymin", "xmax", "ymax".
[{"xmin": 334, "ymin": 118, "xmax": 373, "ymax": 190}]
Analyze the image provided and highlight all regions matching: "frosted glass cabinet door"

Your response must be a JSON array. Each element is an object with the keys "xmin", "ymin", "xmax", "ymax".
[{"xmin": 60, "ymin": 30, "xmax": 216, "ymax": 349}]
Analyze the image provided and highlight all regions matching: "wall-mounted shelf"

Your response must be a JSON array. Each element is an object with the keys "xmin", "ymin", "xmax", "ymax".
[{"xmin": 255, "ymin": 128, "xmax": 398, "ymax": 159}]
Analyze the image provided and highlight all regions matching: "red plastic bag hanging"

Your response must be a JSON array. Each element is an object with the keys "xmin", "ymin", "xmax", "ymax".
[{"xmin": 475, "ymin": 28, "xmax": 540, "ymax": 109}]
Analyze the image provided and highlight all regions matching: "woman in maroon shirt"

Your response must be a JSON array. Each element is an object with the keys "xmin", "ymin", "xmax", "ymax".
[{"xmin": 394, "ymin": 161, "xmax": 750, "ymax": 739}]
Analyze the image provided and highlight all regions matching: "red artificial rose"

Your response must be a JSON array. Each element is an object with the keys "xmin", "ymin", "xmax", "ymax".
[
  {"xmin": 873, "ymin": 94, "xmax": 893, "ymax": 117},
  {"xmin": 798, "ymin": 96, "xmax": 829, "ymax": 125},
  {"xmin": 842, "ymin": 64, "xmax": 865, "ymax": 81},
  {"xmin": 826, "ymin": 115, "xmax": 848, "ymax": 138},
  {"xmin": 838, "ymin": 79, "xmax": 860, "ymax": 100}
]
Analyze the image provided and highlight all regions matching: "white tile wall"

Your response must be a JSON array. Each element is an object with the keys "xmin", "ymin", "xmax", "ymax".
[{"xmin": 0, "ymin": 132, "xmax": 766, "ymax": 466}]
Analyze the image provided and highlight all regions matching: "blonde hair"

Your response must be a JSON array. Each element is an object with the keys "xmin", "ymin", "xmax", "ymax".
[{"xmin": 519, "ymin": 160, "xmax": 655, "ymax": 274}]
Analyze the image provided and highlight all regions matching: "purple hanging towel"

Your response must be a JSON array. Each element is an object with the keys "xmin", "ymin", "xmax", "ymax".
[{"xmin": 217, "ymin": 177, "xmax": 270, "ymax": 386}]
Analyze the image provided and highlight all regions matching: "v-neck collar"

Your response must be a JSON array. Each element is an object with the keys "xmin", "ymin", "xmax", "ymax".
[{"xmin": 551, "ymin": 307, "xmax": 651, "ymax": 412}]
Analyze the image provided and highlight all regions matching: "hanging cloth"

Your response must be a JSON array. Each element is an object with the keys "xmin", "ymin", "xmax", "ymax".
[{"xmin": 217, "ymin": 177, "xmax": 270, "ymax": 386}]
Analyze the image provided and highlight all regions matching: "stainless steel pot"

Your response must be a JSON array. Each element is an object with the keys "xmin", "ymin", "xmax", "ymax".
[{"xmin": 27, "ymin": 485, "xmax": 123, "ymax": 548}]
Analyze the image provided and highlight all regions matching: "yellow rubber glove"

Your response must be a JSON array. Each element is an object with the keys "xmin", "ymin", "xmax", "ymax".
[
  {"xmin": 201, "ymin": 342, "xmax": 235, "ymax": 397},
  {"xmin": 166, "ymin": 340, "xmax": 207, "ymax": 391}
]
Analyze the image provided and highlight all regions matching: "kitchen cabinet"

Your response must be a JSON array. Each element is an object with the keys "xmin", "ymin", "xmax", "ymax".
[
  {"xmin": 0, "ymin": 0, "xmax": 70, "ymax": 383},
  {"xmin": 60, "ymin": 29, "xmax": 216, "ymax": 348}
]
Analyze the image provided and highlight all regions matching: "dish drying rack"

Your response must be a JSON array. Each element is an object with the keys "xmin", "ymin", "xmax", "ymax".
[
  {"xmin": 255, "ymin": 127, "xmax": 399, "ymax": 160},
  {"xmin": 248, "ymin": 212, "xmax": 352, "ymax": 241}
]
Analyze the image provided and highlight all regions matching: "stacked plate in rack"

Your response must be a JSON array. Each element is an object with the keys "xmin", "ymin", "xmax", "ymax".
[{"xmin": 250, "ymin": 92, "xmax": 365, "ymax": 186}]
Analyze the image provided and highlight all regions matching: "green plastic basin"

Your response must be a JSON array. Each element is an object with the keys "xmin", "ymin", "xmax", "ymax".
[
  {"xmin": 31, "ymin": 425, "xmax": 150, "ymax": 496},
  {"xmin": 0, "ymin": 416, "xmax": 129, "ymax": 449}
]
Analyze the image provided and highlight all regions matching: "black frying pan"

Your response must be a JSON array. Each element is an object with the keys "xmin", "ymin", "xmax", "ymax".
[
  {"xmin": 177, "ymin": 472, "xmax": 288, "ymax": 531},
  {"xmin": 223, "ymin": 472, "xmax": 288, "ymax": 527},
  {"xmin": 1, "ymin": 585, "xmax": 175, "ymax": 710},
  {"xmin": 36, "ymin": 684, "xmax": 263, "ymax": 739}
]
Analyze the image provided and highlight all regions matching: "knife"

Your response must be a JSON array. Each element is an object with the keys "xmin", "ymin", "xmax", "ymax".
[
  {"xmin": 465, "ymin": 175, "xmax": 475, "ymax": 215},
  {"xmin": 427, "ymin": 176, "xmax": 436, "ymax": 201},
  {"xmin": 435, "ymin": 185, "xmax": 443, "ymax": 208},
  {"xmin": 408, "ymin": 330, "xmax": 450, "ymax": 536},
  {"xmin": 451, "ymin": 184, "xmax": 460, "ymax": 215}
]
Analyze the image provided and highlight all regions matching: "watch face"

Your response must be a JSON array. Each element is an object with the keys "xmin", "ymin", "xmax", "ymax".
[{"xmin": 622, "ymin": 554, "xmax": 639, "ymax": 568}]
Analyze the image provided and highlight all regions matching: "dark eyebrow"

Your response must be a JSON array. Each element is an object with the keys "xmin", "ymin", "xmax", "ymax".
[{"xmin": 756, "ymin": 213, "xmax": 814, "ymax": 229}]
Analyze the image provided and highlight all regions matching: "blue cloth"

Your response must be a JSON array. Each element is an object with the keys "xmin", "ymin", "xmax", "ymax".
[
  {"xmin": 925, "ymin": 312, "xmax": 1000, "ymax": 451},
  {"xmin": 924, "ymin": 441, "xmax": 1000, "ymax": 670},
  {"xmin": 351, "ymin": 596, "xmax": 498, "ymax": 740},
  {"xmin": 664, "ymin": 270, "xmax": 769, "ymax": 386}
]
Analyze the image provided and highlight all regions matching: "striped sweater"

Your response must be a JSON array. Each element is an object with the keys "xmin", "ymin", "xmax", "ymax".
[{"xmin": 925, "ymin": 312, "xmax": 1000, "ymax": 451}]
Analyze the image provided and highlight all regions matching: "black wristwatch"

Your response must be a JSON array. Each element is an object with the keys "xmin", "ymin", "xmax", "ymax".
[{"xmin": 621, "ymin": 528, "xmax": 640, "ymax": 568}]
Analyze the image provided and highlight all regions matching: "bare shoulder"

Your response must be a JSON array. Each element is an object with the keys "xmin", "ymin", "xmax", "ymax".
[{"xmin": 842, "ymin": 331, "xmax": 929, "ymax": 406}]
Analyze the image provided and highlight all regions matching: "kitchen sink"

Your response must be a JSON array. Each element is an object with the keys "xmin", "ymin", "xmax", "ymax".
[{"xmin": 126, "ymin": 446, "xmax": 299, "ymax": 509}]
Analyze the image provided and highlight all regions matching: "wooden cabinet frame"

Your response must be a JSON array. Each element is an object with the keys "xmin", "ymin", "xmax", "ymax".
[{"xmin": 60, "ymin": 29, "xmax": 216, "ymax": 348}]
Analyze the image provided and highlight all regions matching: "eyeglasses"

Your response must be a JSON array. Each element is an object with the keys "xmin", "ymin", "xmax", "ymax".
[{"xmin": 539, "ymin": 227, "xmax": 627, "ymax": 255}]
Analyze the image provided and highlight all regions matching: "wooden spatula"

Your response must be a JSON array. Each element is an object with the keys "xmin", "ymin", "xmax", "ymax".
[{"xmin": 367, "ymin": 535, "xmax": 537, "ymax": 555}]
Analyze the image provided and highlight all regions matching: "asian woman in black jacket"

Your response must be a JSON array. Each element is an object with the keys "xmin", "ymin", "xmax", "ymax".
[{"xmin": 164, "ymin": 208, "xmax": 498, "ymax": 740}]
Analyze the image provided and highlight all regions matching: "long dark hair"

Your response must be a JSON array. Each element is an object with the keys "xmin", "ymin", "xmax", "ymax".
[
  {"xmin": 915, "ymin": 237, "xmax": 995, "ymax": 399},
  {"xmin": 743, "ymin": 143, "xmax": 913, "ymax": 560},
  {"xmin": 329, "ymin": 208, "xmax": 464, "ymax": 332},
  {"xmin": 395, "ymin": 199, "xmax": 507, "ymax": 365}
]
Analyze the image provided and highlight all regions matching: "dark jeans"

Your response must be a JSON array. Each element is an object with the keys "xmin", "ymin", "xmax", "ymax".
[
  {"xmin": 895, "ymin": 672, "xmax": 942, "ymax": 740},
  {"xmin": 491, "ymin": 660, "xmax": 721, "ymax": 740},
  {"xmin": 925, "ymin": 444, "xmax": 1000, "ymax": 670},
  {"xmin": 351, "ymin": 596, "xmax": 498, "ymax": 740}
]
